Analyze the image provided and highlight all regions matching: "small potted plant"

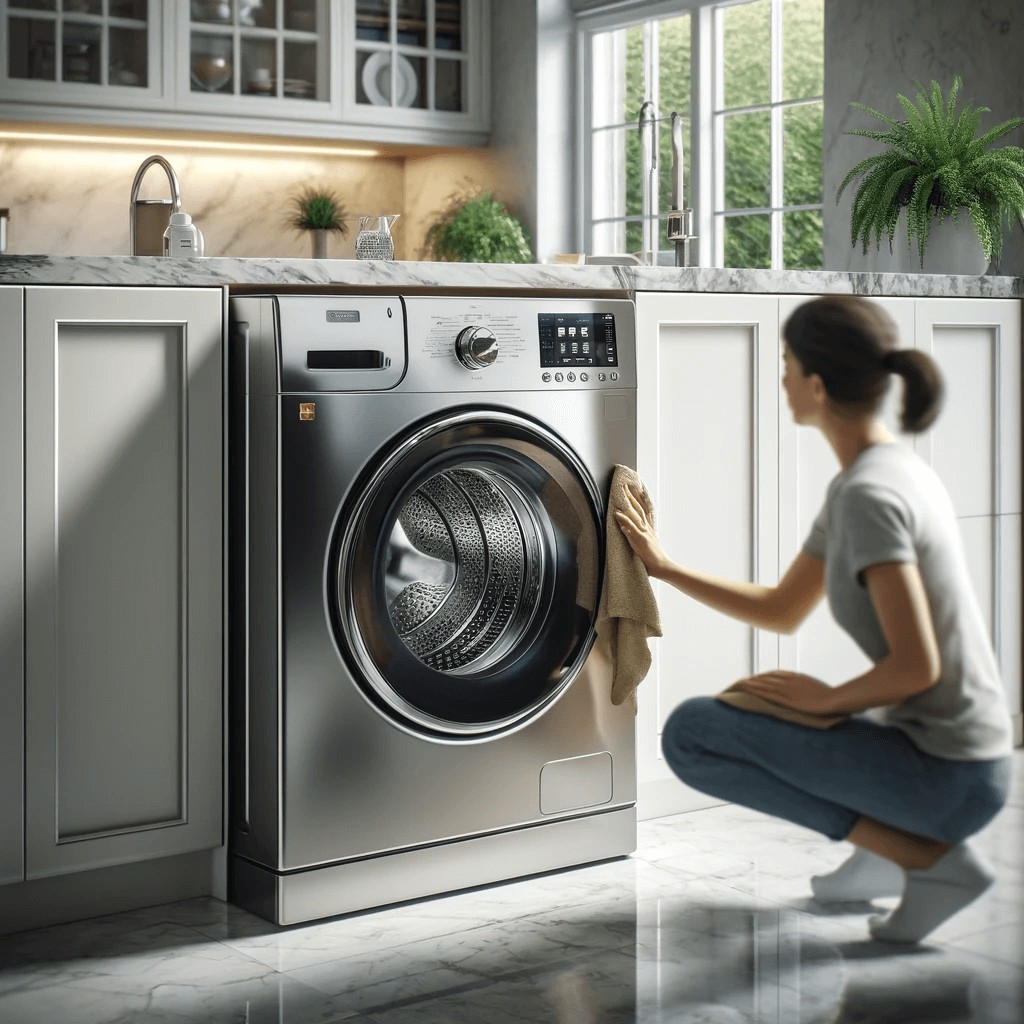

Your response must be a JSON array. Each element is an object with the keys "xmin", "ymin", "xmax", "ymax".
[
  {"xmin": 289, "ymin": 185, "xmax": 350, "ymax": 259},
  {"xmin": 837, "ymin": 77, "xmax": 1024, "ymax": 273},
  {"xmin": 426, "ymin": 190, "xmax": 533, "ymax": 264}
]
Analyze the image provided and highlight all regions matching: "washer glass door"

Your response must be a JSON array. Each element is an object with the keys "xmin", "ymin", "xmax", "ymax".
[{"xmin": 333, "ymin": 410, "xmax": 603, "ymax": 738}]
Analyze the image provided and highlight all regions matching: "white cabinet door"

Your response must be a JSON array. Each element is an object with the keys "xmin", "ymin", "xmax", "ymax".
[
  {"xmin": 777, "ymin": 296, "xmax": 915, "ymax": 690},
  {"xmin": 913, "ymin": 298, "xmax": 1022, "ymax": 740},
  {"xmin": 0, "ymin": 286, "xmax": 24, "ymax": 886},
  {"xmin": 634, "ymin": 292, "xmax": 779, "ymax": 819},
  {"xmin": 23, "ymin": 287, "xmax": 223, "ymax": 879}
]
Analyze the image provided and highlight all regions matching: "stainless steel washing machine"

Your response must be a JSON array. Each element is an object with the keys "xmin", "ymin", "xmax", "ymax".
[{"xmin": 227, "ymin": 293, "xmax": 637, "ymax": 925}]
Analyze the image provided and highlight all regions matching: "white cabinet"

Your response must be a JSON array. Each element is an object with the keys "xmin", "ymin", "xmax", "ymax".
[
  {"xmin": 0, "ymin": 286, "xmax": 24, "ymax": 887},
  {"xmin": 21, "ymin": 286, "xmax": 224, "ymax": 879},
  {"xmin": 634, "ymin": 293, "xmax": 780, "ymax": 818},
  {"xmin": 0, "ymin": 0, "xmax": 490, "ymax": 144},
  {"xmin": 635, "ymin": 291, "xmax": 1023, "ymax": 820}
]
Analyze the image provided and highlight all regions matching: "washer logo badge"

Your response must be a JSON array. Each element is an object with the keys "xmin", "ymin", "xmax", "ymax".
[
  {"xmin": 299, "ymin": 402, "xmax": 315, "ymax": 421},
  {"xmin": 326, "ymin": 310, "xmax": 360, "ymax": 322}
]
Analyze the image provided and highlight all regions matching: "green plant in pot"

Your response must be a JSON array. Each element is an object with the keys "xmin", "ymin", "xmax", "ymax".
[
  {"xmin": 426, "ymin": 191, "xmax": 533, "ymax": 264},
  {"xmin": 837, "ymin": 77, "xmax": 1024, "ymax": 273},
  {"xmin": 289, "ymin": 185, "xmax": 350, "ymax": 259}
]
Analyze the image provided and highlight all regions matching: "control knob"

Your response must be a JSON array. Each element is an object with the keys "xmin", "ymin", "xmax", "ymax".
[{"xmin": 455, "ymin": 326, "xmax": 498, "ymax": 369}]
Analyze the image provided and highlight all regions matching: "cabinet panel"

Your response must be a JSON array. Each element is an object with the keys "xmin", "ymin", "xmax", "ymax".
[
  {"xmin": 999, "ymin": 514, "xmax": 1023, "ymax": 739},
  {"xmin": 914, "ymin": 299, "xmax": 1021, "ymax": 517},
  {"xmin": 24, "ymin": 286, "xmax": 222, "ymax": 879},
  {"xmin": 635, "ymin": 293, "xmax": 778, "ymax": 817},
  {"xmin": 0, "ymin": 286, "xmax": 24, "ymax": 886},
  {"xmin": 778, "ymin": 296, "xmax": 914, "ymax": 685}
]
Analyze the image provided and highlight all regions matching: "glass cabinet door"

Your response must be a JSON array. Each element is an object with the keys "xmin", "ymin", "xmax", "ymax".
[
  {"xmin": 188, "ymin": 0, "xmax": 328, "ymax": 103},
  {"xmin": 354, "ymin": 0, "xmax": 466, "ymax": 113},
  {"xmin": 5, "ymin": 0, "xmax": 150, "ymax": 90}
]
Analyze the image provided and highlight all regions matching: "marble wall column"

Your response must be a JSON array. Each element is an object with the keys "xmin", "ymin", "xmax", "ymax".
[{"xmin": 824, "ymin": 0, "xmax": 1024, "ymax": 275}]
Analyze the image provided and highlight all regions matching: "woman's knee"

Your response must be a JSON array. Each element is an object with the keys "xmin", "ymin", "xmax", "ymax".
[{"xmin": 661, "ymin": 696, "xmax": 725, "ymax": 768}]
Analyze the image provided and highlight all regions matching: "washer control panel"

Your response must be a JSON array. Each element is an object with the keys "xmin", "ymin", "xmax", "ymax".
[
  {"xmin": 402, "ymin": 296, "xmax": 635, "ymax": 392},
  {"xmin": 538, "ymin": 313, "xmax": 617, "ymax": 368}
]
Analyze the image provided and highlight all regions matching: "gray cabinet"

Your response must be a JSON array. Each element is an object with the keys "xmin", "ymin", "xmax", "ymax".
[
  {"xmin": 0, "ymin": 286, "xmax": 24, "ymax": 887},
  {"xmin": 22, "ymin": 286, "xmax": 223, "ymax": 879}
]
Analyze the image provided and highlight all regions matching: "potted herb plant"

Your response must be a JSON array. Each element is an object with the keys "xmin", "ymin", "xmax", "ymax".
[
  {"xmin": 426, "ymin": 191, "xmax": 533, "ymax": 264},
  {"xmin": 837, "ymin": 77, "xmax": 1024, "ymax": 273},
  {"xmin": 289, "ymin": 185, "xmax": 350, "ymax": 259}
]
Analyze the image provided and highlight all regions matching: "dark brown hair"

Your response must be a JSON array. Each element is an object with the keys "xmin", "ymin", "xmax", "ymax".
[{"xmin": 783, "ymin": 295, "xmax": 944, "ymax": 433}]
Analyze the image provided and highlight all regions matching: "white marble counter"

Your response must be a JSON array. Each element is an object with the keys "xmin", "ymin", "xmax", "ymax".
[{"xmin": 0, "ymin": 254, "xmax": 1022, "ymax": 297}]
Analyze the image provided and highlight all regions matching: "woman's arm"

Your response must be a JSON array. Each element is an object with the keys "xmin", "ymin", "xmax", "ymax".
[
  {"xmin": 737, "ymin": 560, "xmax": 941, "ymax": 714},
  {"xmin": 614, "ymin": 486, "xmax": 816, "ymax": 634}
]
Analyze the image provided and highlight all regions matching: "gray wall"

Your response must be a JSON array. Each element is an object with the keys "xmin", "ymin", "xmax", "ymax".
[
  {"xmin": 491, "ymin": 0, "xmax": 576, "ymax": 263},
  {"xmin": 824, "ymin": 0, "xmax": 1024, "ymax": 275}
]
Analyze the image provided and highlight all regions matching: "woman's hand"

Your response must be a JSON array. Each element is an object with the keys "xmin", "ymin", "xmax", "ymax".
[
  {"xmin": 732, "ymin": 670, "xmax": 840, "ymax": 715},
  {"xmin": 614, "ymin": 485, "xmax": 672, "ymax": 579}
]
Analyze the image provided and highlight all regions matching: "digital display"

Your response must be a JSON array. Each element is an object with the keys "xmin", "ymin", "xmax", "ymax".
[{"xmin": 538, "ymin": 313, "xmax": 618, "ymax": 367}]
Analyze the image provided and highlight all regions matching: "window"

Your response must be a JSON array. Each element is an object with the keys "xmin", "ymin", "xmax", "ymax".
[{"xmin": 582, "ymin": 0, "xmax": 823, "ymax": 270}]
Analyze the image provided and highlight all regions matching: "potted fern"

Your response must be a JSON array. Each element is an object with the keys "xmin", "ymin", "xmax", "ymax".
[
  {"xmin": 289, "ymin": 185, "xmax": 351, "ymax": 259},
  {"xmin": 837, "ymin": 77, "xmax": 1024, "ymax": 274}
]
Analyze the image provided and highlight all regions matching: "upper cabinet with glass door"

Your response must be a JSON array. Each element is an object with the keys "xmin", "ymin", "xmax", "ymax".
[
  {"xmin": 0, "ymin": 0, "xmax": 165, "ymax": 107},
  {"xmin": 0, "ymin": 0, "xmax": 489, "ymax": 143},
  {"xmin": 348, "ymin": 0, "xmax": 487, "ymax": 132},
  {"xmin": 180, "ymin": 0, "xmax": 330, "ymax": 117}
]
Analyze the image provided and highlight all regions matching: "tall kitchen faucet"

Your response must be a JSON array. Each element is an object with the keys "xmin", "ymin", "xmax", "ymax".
[{"xmin": 637, "ymin": 105, "xmax": 698, "ymax": 267}]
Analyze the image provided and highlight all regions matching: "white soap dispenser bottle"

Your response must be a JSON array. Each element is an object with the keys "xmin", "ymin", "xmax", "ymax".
[{"xmin": 163, "ymin": 212, "xmax": 205, "ymax": 257}]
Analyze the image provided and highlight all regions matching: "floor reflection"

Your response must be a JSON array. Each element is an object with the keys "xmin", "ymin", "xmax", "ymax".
[{"xmin": 0, "ymin": 752, "xmax": 1020, "ymax": 1024}]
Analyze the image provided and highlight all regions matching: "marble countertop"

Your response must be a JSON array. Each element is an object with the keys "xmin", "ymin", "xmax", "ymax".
[{"xmin": 1, "ymin": 254, "xmax": 1021, "ymax": 297}]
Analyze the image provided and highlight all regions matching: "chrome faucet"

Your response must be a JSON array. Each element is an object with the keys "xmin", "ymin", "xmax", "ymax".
[
  {"xmin": 129, "ymin": 155, "xmax": 181, "ymax": 256},
  {"xmin": 667, "ymin": 111, "xmax": 698, "ymax": 267},
  {"xmin": 638, "ymin": 101, "xmax": 658, "ymax": 265},
  {"xmin": 637, "ymin": 106, "xmax": 698, "ymax": 267}
]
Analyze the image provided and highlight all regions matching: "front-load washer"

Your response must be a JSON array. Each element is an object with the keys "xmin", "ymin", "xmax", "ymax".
[{"xmin": 228, "ymin": 293, "xmax": 637, "ymax": 925}]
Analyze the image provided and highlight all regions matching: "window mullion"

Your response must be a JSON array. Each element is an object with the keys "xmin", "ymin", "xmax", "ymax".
[
  {"xmin": 712, "ymin": 5, "xmax": 725, "ymax": 267},
  {"xmin": 769, "ymin": 0, "xmax": 783, "ymax": 271}
]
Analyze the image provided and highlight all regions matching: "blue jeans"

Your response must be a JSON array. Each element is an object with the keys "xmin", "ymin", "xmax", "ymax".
[{"xmin": 661, "ymin": 697, "xmax": 1012, "ymax": 843}]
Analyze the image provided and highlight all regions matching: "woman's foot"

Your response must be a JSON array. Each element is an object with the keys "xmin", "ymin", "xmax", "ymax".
[
  {"xmin": 868, "ymin": 843, "xmax": 996, "ymax": 944},
  {"xmin": 811, "ymin": 846, "xmax": 904, "ymax": 902}
]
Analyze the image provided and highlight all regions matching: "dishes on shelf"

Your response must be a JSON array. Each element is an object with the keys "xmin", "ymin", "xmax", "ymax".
[
  {"xmin": 191, "ymin": 0, "xmax": 231, "ymax": 22},
  {"xmin": 361, "ymin": 51, "xmax": 417, "ymax": 107},
  {"xmin": 283, "ymin": 78, "xmax": 314, "ymax": 99},
  {"xmin": 191, "ymin": 56, "xmax": 232, "ymax": 91}
]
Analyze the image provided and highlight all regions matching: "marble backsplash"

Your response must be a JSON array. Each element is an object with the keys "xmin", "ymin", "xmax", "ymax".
[{"xmin": 0, "ymin": 127, "xmax": 508, "ymax": 262}]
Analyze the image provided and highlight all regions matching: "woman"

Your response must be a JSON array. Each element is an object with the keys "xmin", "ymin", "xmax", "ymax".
[{"xmin": 616, "ymin": 295, "xmax": 1014, "ymax": 944}]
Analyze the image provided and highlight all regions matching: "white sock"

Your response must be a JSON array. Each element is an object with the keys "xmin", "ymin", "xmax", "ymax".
[
  {"xmin": 868, "ymin": 843, "xmax": 996, "ymax": 944},
  {"xmin": 811, "ymin": 845, "xmax": 905, "ymax": 902}
]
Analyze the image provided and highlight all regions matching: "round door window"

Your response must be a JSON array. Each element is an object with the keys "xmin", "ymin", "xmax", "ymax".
[{"xmin": 331, "ymin": 410, "xmax": 603, "ymax": 738}]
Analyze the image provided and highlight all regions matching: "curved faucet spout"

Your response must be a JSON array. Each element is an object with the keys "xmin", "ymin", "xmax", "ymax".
[{"xmin": 130, "ymin": 156, "xmax": 182, "ymax": 256}]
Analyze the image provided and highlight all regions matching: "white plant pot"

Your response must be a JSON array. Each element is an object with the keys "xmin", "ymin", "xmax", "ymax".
[{"xmin": 898, "ymin": 208, "xmax": 990, "ymax": 275}]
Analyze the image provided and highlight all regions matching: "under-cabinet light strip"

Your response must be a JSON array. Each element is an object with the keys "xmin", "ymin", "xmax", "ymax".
[{"xmin": 0, "ymin": 130, "xmax": 379, "ymax": 158}]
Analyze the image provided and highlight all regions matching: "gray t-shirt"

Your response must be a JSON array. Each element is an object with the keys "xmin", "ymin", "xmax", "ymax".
[{"xmin": 802, "ymin": 441, "xmax": 1013, "ymax": 761}]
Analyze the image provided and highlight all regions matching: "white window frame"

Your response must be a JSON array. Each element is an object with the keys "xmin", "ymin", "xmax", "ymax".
[{"xmin": 576, "ymin": 0, "xmax": 823, "ymax": 270}]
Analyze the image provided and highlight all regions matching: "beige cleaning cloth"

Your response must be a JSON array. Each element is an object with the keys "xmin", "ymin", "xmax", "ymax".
[
  {"xmin": 595, "ymin": 465, "xmax": 663, "ymax": 711},
  {"xmin": 716, "ymin": 682, "xmax": 848, "ymax": 729}
]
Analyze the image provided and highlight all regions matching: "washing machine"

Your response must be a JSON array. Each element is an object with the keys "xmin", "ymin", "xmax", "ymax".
[{"xmin": 227, "ymin": 293, "xmax": 637, "ymax": 925}]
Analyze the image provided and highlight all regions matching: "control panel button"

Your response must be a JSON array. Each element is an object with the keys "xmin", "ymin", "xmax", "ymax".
[
  {"xmin": 566, "ymin": 371, "xmax": 576, "ymax": 382},
  {"xmin": 541, "ymin": 372, "xmax": 551, "ymax": 383},
  {"xmin": 554, "ymin": 372, "xmax": 564, "ymax": 382},
  {"xmin": 610, "ymin": 371, "xmax": 619, "ymax": 381},
  {"xmin": 580, "ymin": 372, "xmax": 589, "ymax": 382},
  {"xmin": 598, "ymin": 372, "xmax": 606, "ymax": 382}
]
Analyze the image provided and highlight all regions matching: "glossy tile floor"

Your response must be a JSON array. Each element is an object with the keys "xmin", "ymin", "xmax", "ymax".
[{"xmin": 2, "ymin": 753, "xmax": 1021, "ymax": 1024}]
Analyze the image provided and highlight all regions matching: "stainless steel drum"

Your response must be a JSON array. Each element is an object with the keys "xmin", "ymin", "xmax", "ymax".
[{"xmin": 333, "ymin": 409, "xmax": 603, "ymax": 739}]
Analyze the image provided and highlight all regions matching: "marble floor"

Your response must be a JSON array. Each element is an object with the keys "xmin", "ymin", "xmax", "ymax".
[{"xmin": 1, "ymin": 753, "xmax": 1021, "ymax": 1024}]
